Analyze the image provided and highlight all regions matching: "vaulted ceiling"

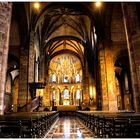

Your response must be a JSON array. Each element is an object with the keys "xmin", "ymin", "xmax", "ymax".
[
  {"xmin": 10, "ymin": 2, "xmax": 114, "ymax": 77},
  {"xmin": 12, "ymin": 2, "xmax": 113, "ymax": 53},
  {"xmin": 32, "ymin": 3, "xmax": 95, "ymax": 64}
]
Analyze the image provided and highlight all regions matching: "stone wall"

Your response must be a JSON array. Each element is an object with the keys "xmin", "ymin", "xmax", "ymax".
[
  {"xmin": 122, "ymin": 3, "xmax": 140, "ymax": 112},
  {"xmin": 111, "ymin": 3, "xmax": 126, "ymax": 42},
  {"xmin": 98, "ymin": 3, "xmax": 133, "ymax": 111},
  {"xmin": 0, "ymin": 2, "xmax": 12, "ymax": 114}
]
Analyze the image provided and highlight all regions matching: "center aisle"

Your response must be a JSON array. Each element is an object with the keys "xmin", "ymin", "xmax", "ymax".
[{"xmin": 44, "ymin": 116, "xmax": 95, "ymax": 138}]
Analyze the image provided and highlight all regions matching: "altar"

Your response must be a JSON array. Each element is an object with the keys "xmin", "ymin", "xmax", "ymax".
[
  {"xmin": 57, "ymin": 105, "xmax": 77, "ymax": 111},
  {"xmin": 57, "ymin": 105, "xmax": 77, "ymax": 117}
]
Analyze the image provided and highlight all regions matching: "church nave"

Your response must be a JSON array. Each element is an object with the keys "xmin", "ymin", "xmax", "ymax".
[{"xmin": 45, "ymin": 116, "xmax": 94, "ymax": 138}]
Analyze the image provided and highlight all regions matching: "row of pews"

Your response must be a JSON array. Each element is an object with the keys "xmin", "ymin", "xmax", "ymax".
[
  {"xmin": 0, "ymin": 111, "xmax": 59, "ymax": 138},
  {"xmin": 76, "ymin": 111, "xmax": 140, "ymax": 138}
]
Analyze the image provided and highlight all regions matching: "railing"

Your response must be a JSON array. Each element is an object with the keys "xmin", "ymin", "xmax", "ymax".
[
  {"xmin": 18, "ymin": 97, "xmax": 40, "ymax": 112},
  {"xmin": 49, "ymin": 81, "xmax": 82, "ymax": 84}
]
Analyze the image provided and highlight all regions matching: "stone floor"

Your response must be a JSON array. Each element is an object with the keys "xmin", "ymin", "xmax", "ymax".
[{"xmin": 44, "ymin": 117, "xmax": 95, "ymax": 138}]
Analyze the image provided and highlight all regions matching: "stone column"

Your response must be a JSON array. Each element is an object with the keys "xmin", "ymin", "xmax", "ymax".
[
  {"xmin": 88, "ymin": 73, "xmax": 95, "ymax": 105},
  {"xmin": 28, "ymin": 31, "xmax": 35, "ymax": 83},
  {"xmin": 38, "ymin": 54, "xmax": 45, "ymax": 82},
  {"xmin": 59, "ymin": 89, "xmax": 61, "ymax": 105},
  {"xmin": 0, "ymin": 3, "xmax": 12, "ymax": 115},
  {"xmin": 82, "ymin": 63, "xmax": 89, "ymax": 105},
  {"xmin": 38, "ymin": 59, "xmax": 41, "ymax": 81},
  {"xmin": 18, "ymin": 31, "xmax": 36, "ymax": 108},
  {"xmin": 104, "ymin": 41, "xmax": 117, "ymax": 111},
  {"xmin": 35, "ymin": 60, "xmax": 39, "ymax": 82},
  {"xmin": 99, "ymin": 40, "xmax": 118, "ymax": 111},
  {"xmin": 18, "ymin": 48, "xmax": 29, "ymax": 107},
  {"xmin": 99, "ymin": 42, "xmax": 109, "ymax": 110}
]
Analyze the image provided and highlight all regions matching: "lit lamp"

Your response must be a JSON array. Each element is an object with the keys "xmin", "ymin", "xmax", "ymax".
[
  {"xmin": 36, "ymin": 89, "xmax": 43, "ymax": 107},
  {"xmin": 36, "ymin": 89, "xmax": 43, "ymax": 97},
  {"xmin": 89, "ymin": 86, "xmax": 94, "ymax": 105},
  {"xmin": 71, "ymin": 86, "xmax": 74, "ymax": 105},
  {"xmin": 33, "ymin": 2, "xmax": 40, "ymax": 10},
  {"xmin": 29, "ymin": 82, "xmax": 45, "ymax": 100},
  {"xmin": 76, "ymin": 89, "xmax": 81, "ymax": 106},
  {"xmin": 95, "ymin": 1, "xmax": 101, "ymax": 7}
]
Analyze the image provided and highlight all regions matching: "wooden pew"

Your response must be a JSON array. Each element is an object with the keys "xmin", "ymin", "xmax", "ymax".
[
  {"xmin": 128, "ymin": 115, "xmax": 140, "ymax": 137},
  {"xmin": 0, "ymin": 111, "xmax": 59, "ymax": 138},
  {"xmin": 76, "ymin": 111, "xmax": 140, "ymax": 138}
]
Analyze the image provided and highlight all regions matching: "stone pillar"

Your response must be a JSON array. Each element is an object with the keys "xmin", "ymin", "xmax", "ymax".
[
  {"xmin": 88, "ymin": 73, "xmax": 96, "ymax": 106},
  {"xmin": 0, "ymin": 3, "xmax": 12, "ymax": 115},
  {"xmin": 35, "ymin": 60, "xmax": 38, "ymax": 82},
  {"xmin": 99, "ymin": 43, "xmax": 109, "ymax": 111},
  {"xmin": 122, "ymin": 3, "xmax": 140, "ymax": 112},
  {"xmin": 38, "ymin": 54, "xmax": 45, "ymax": 82},
  {"xmin": 105, "ymin": 41, "xmax": 117, "ymax": 111},
  {"xmin": 59, "ymin": 89, "xmax": 61, "ymax": 105},
  {"xmin": 18, "ymin": 48, "xmax": 29, "ymax": 107},
  {"xmin": 82, "ymin": 63, "xmax": 89, "ymax": 105},
  {"xmin": 99, "ymin": 40, "xmax": 118, "ymax": 111},
  {"xmin": 28, "ymin": 31, "xmax": 35, "ymax": 83},
  {"xmin": 38, "ymin": 59, "xmax": 42, "ymax": 82},
  {"xmin": 18, "ymin": 31, "xmax": 36, "ymax": 108}
]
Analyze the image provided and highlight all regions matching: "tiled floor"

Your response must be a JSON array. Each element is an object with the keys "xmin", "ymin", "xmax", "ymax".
[{"xmin": 44, "ymin": 117, "xmax": 94, "ymax": 138}]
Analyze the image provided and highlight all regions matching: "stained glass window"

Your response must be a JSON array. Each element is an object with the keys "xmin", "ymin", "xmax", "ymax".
[
  {"xmin": 52, "ymin": 90, "xmax": 56, "ymax": 99},
  {"xmin": 64, "ymin": 89, "xmax": 69, "ymax": 99},
  {"xmin": 52, "ymin": 74, "xmax": 56, "ymax": 82},
  {"xmin": 76, "ymin": 89, "xmax": 80, "ymax": 99},
  {"xmin": 76, "ymin": 74, "xmax": 80, "ymax": 82},
  {"xmin": 64, "ymin": 75, "xmax": 69, "ymax": 83}
]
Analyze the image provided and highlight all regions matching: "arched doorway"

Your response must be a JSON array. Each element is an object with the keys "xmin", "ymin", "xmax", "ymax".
[{"xmin": 115, "ymin": 55, "xmax": 134, "ymax": 111}]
